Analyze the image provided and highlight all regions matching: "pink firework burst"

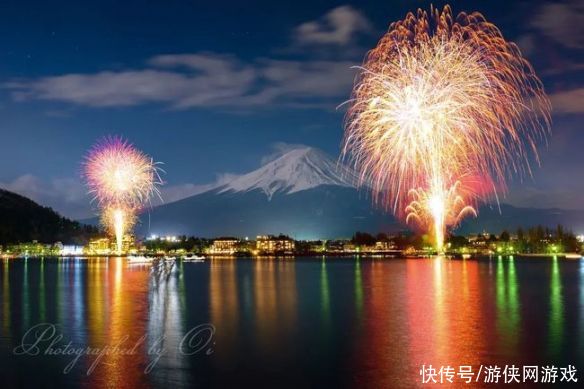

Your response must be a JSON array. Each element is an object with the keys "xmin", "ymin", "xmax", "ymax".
[{"xmin": 84, "ymin": 136, "xmax": 162, "ymax": 208}]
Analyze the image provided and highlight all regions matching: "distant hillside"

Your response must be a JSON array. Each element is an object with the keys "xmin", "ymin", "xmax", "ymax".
[
  {"xmin": 0, "ymin": 188, "xmax": 99, "ymax": 245},
  {"xmin": 134, "ymin": 185, "xmax": 400, "ymax": 240}
]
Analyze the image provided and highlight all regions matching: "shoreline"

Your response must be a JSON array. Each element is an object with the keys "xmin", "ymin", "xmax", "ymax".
[{"xmin": 2, "ymin": 252, "xmax": 582, "ymax": 260}]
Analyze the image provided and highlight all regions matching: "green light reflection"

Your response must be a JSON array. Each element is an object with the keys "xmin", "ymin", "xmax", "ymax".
[
  {"xmin": 39, "ymin": 258, "xmax": 45, "ymax": 322},
  {"xmin": 23, "ymin": 258, "xmax": 29, "ymax": 328},
  {"xmin": 354, "ymin": 257, "xmax": 363, "ymax": 321},
  {"xmin": 496, "ymin": 256, "xmax": 520, "ymax": 350},
  {"xmin": 320, "ymin": 259, "xmax": 330, "ymax": 327},
  {"xmin": 56, "ymin": 259, "xmax": 64, "ymax": 324},
  {"xmin": 549, "ymin": 256, "xmax": 563, "ymax": 356},
  {"xmin": 2, "ymin": 260, "xmax": 10, "ymax": 336},
  {"xmin": 507, "ymin": 257, "xmax": 519, "ymax": 342},
  {"xmin": 179, "ymin": 260, "xmax": 186, "ymax": 313}
]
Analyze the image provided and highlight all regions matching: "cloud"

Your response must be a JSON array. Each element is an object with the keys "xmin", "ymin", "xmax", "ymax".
[
  {"xmin": 0, "ymin": 175, "xmax": 92, "ymax": 219},
  {"xmin": 532, "ymin": 0, "xmax": 584, "ymax": 49},
  {"xmin": 5, "ymin": 54, "xmax": 357, "ymax": 110},
  {"xmin": 6, "ymin": 55, "xmax": 257, "ymax": 109},
  {"xmin": 252, "ymin": 59, "xmax": 357, "ymax": 106},
  {"xmin": 156, "ymin": 173, "xmax": 239, "ymax": 205},
  {"xmin": 4, "ymin": 7, "xmax": 365, "ymax": 110},
  {"xmin": 541, "ymin": 61, "xmax": 584, "ymax": 76},
  {"xmin": 515, "ymin": 34, "xmax": 536, "ymax": 57},
  {"xmin": 0, "ymin": 171, "xmax": 243, "ymax": 218},
  {"xmin": 549, "ymin": 88, "xmax": 584, "ymax": 114},
  {"xmin": 148, "ymin": 53, "xmax": 242, "ymax": 71},
  {"xmin": 293, "ymin": 5, "xmax": 372, "ymax": 46},
  {"xmin": 505, "ymin": 185, "xmax": 584, "ymax": 210}
]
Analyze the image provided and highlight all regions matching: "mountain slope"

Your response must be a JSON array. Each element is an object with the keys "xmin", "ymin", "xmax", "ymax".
[
  {"xmin": 137, "ymin": 185, "xmax": 399, "ymax": 239},
  {"xmin": 0, "ymin": 188, "xmax": 99, "ymax": 244}
]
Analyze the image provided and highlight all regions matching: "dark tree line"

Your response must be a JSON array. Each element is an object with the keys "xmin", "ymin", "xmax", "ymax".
[
  {"xmin": 513, "ymin": 225, "xmax": 580, "ymax": 253},
  {"xmin": 0, "ymin": 189, "xmax": 100, "ymax": 245},
  {"xmin": 143, "ymin": 236, "xmax": 212, "ymax": 253},
  {"xmin": 351, "ymin": 231, "xmax": 428, "ymax": 250},
  {"xmin": 447, "ymin": 224, "xmax": 581, "ymax": 253}
]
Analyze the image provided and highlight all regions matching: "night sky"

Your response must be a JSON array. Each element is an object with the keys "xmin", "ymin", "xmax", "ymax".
[{"xmin": 0, "ymin": 0, "xmax": 581, "ymax": 219}]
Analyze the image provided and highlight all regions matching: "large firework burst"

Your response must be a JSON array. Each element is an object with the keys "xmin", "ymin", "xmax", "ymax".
[
  {"xmin": 342, "ymin": 5, "xmax": 550, "ymax": 251},
  {"xmin": 84, "ymin": 136, "xmax": 162, "ymax": 253}
]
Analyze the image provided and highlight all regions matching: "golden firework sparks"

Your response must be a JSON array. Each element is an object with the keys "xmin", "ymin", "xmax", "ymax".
[
  {"xmin": 342, "ymin": 5, "xmax": 550, "ymax": 251},
  {"xmin": 100, "ymin": 204, "xmax": 137, "ymax": 254}
]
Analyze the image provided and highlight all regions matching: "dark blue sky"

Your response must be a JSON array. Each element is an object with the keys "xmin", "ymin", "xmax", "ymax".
[{"xmin": 0, "ymin": 0, "xmax": 581, "ymax": 218}]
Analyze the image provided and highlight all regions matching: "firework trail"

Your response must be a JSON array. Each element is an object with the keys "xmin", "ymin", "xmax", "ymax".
[
  {"xmin": 84, "ymin": 136, "xmax": 162, "ymax": 253},
  {"xmin": 100, "ymin": 205, "xmax": 137, "ymax": 253},
  {"xmin": 342, "ymin": 5, "xmax": 550, "ymax": 251}
]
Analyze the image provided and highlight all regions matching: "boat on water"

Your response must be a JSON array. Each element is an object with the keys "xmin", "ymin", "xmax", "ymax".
[
  {"xmin": 127, "ymin": 255, "xmax": 154, "ymax": 264},
  {"xmin": 183, "ymin": 254, "xmax": 205, "ymax": 262}
]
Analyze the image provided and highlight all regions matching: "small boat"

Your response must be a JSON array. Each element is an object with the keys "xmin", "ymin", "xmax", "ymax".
[
  {"xmin": 183, "ymin": 254, "xmax": 205, "ymax": 262},
  {"xmin": 127, "ymin": 255, "xmax": 153, "ymax": 264},
  {"xmin": 164, "ymin": 256, "xmax": 177, "ymax": 261}
]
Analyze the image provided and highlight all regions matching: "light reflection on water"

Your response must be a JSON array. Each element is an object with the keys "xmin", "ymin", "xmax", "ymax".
[
  {"xmin": 0, "ymin": 256, "xmax": 582, "ymax": 388},
  {"xmin": 354, "ymin": 258, "xmax": 363, "ymax": 321},
  {"xmin": 581, "ymin": 261, "xmax": 584, "ymax": 363},
  {"xmin": 549, "ymin": 256, "xmax": 564, "ymax": 358},
  {"xmin": 3, "ymin": 259, "xmax": 9, "ymax": 337},
  {"xmin": 496, "ymin": 256, "xmax": 520, "ymax": 352}
]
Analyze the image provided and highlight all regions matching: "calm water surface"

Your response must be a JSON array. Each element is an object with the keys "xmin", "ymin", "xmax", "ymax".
[{"xmin": 0, "ymin": 256, "xmax": 583, "ymax": 388}]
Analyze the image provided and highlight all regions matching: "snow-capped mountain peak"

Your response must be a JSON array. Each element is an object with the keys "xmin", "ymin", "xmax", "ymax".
[{"xmin": 218, "ymin": 147, "xmax": 356, "ymax": 199}]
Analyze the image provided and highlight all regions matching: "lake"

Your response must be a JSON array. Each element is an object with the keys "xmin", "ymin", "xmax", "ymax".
[{"xmin": 0, "ymin": 256, "xmax": 582, "ymax": 387}]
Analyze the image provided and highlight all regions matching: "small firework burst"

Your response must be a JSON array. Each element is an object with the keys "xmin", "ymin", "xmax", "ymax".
[
  {"xmin": 84, "ymin": 136, "xmax": 162, "ymax": 207},
  {"xmin": 84, "ymin": 136, "xmax": 162, "ymax": 253}
]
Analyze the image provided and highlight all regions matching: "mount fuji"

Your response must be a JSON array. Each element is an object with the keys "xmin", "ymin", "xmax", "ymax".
[
  {"xmin": 132, "ymin": 146, "xmax": 584, "ymax": 239},
  {"xmin": 135, "ymin": 147, "xmax": 399, "ymax": 239},
  {"xmin": 216, "ymin": 147, "xmax": 356, "ymax": 200}
]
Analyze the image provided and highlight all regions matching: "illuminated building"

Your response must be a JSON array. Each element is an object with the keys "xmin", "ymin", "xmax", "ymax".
[
  {"xmin": 209, "ymin": 238, "xmax": 240, "ymax": 255},
  {"xmin": 256, "ymin": 235, "xmax": 295, "ymax": 255},
  {"xmin": 308, "ymin": 241, "xmax": 326, "ymax": 253},
  {"xmin": 325, "ymin": 240, "xmax": 345, "ymax": 253},
  {"xmin": 60, "ymin": 245, "xmax": 85, "ymax": 256},
  {"xmin": 87, "ymin": 235, "xmax": 135, "ymax": 255},
  {"xmin": 152, "ymin": 235, "xmax": 179, "ymax": 242},
  {"xmin": 88, "ymin": 238, "xmax": 111, "ymax": 255},
  {"xmin": 118, "ymin": 234, "xmax": 136, "ymax": 253},
  {"xmin": 6, "ymin": 241, "xmax": 59, "ymax": 257},
  {"xmin": 343, "ymin": 242, "xmax": 357, "ymax": 253},
  {"xmin": 374, "ymin": 241, "xmax": 397, "ymax": 251}
]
